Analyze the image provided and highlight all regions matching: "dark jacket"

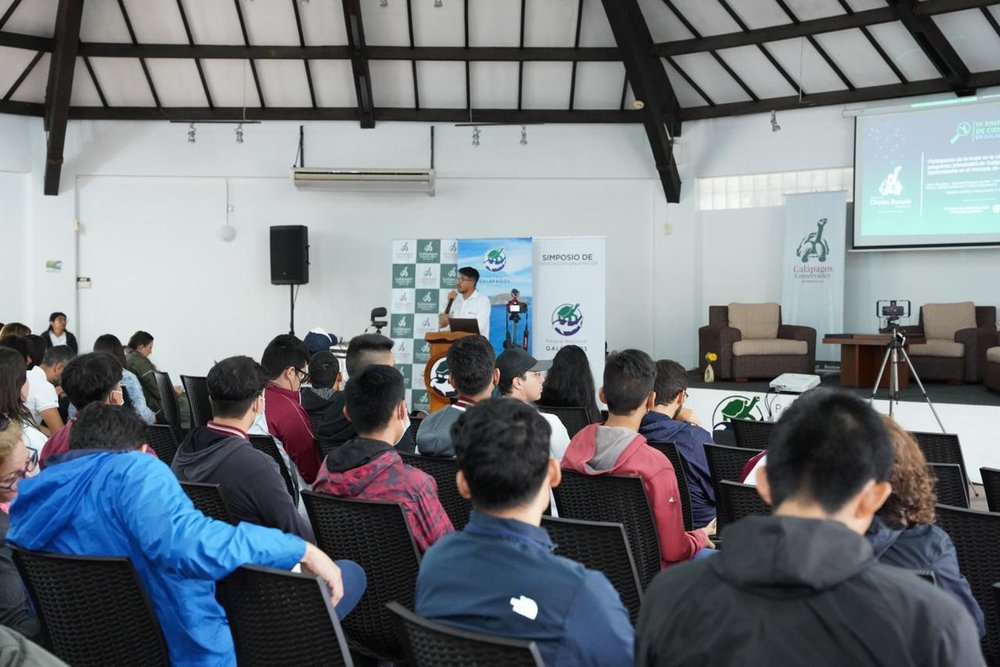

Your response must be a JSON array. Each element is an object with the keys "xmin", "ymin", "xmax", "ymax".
[
  {"xmin": 0, "ymin": 513, "xmax": 39, "ymax": 642},
  {"xmin": 303, "ymin": 388, "xmax": 415, "ymax": 454},
  {"xmin": 639, "ymin": 411, "xmax": 717, "ymax": 528},
  {"xmin": 636, "ymin": 515, "xmax": 985, "ymax": 667},
  {"xmin": 866, "ymin": 515, "xmax": 985, "ymax": 636},
  {"xmin": 314, "ymin": 437, "xmax": 452, "ymax": 552},
  {"xmin": 42, "ymin": 330, "xmax": 77, "ymax": 354},
  {"xmin": 172, "ymin": 425, "xmax": 315, "ymax": 542},
  {"xmin": 126, "ymin": 350, "xmax": 160, "ymax": 414}
]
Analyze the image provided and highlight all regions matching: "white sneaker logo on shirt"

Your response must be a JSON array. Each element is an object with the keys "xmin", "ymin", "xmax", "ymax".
[{"xmin": 510, "ymin": 595, "xmax": 538, "ymax": 620}]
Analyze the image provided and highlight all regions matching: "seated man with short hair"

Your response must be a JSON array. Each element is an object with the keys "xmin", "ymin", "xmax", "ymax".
[
  {"xmin": 416, "ymin": 399, "xmax": 633, "ymax": 666},
  {"xmin": 635, "ymin": 389, "xmax": 985, "ymax": 667},
  {"xmin": 639, "ymin": 359, "xmax": 716, "ymax": 528},
  {"xmin": 416, "ymin": 335, "xmax": 497, "ymax": 458},
  {"xmin": 9, "ymin": 403, "xmax": 365, "ymax": 667},
  {"xmin": 562, "ymin": 350, "xmax": 714, "ymax": 568},
  {"xmin": 313, "ymin": 365, "xmax": 452, "ymax": 552},
  {"xmin": 261, "ymin": 334, "xmax": 320, "ymax": 483},
  {"xmin": 172, "ymin": 356, "xmax": 315, "ymax": 541},
  {"xmin": 39, "ymin": 352, "xmax": 125, "ymax": 467}
]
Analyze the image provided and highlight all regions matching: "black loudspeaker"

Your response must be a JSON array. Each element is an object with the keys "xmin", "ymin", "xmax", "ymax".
[{"xmin": 270, "ymin": 225, "xmax": 309, "ymax": 285}]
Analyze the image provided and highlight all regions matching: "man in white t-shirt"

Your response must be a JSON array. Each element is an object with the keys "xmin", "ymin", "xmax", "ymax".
[
  {"xmin": 496, "ymin": 348, "xmax": 570, "ymax": 461},
  {"xmin": 439, "ymin": 267, "xmax": 491, "ymax": 340},
  {"xmin": 0, "ymin": 335, "xmax": 63, "ymax": 434}
]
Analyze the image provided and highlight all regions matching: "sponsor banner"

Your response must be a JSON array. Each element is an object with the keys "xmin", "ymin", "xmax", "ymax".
[
  {"xmin": 441, "ymin": 239, "xmax": 458, "ymax": 264},
  {"xmin": 417, "ymin": 264, "xmax": 440, "ymax": 289},
  {"xmin": 397, "ymin": 364, "xmax": 413, "ymax": 389},
  {"xmin": 412, "ymin": 365, "xmax": 426, "ymax": 391},
  {"xmin": 391, "ymin": 289, "xmax": 414, "ymax": 314},
  {"xmin": 412, "ymin": 389, "xmax": 431, "ymax": 413},
  {"xmin": 392, "ymin": 240, "xmax": 416, "ymax": 264},
  {"xmin": 414, "ymin": 339, "xmax": 432, "ymax": 365},
  {"xmin": 781, "ymin": 192, "xmax": 847, "ymax": 362},
  {"xmin": 417, "ymin": 239, "xmax": 441, "ymax": 264},
  {"xmin": 394, "ymin": 340, "xmax": 413, "ymax": 365},
  {"xmin": 532, "ymin": 237, "xmax": 606, "ymax": 405},
  {"xmin": 458, "ymin": 237, "xmax": 534, "ymax": 356},
  {"xmin": 392, "ymin": 264, "xmax": 415, "ymax": 289},
  {"xmin": 439, "ymin": 264, "xmax": 458, "ymax": 289},
  {"xmin": 390, "ymin": 314, "xmax": 414, "ymax": 340},
  {"xmin": 415, "ymin": 289, "xmax": 440, "ymax": 315}
]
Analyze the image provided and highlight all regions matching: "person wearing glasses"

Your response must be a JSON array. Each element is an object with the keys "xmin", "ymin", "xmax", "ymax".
[
  {"xmin": 0, "ymin": 417, "xmax": 41, "ymax": 642},
  {"xmin": 438, "ymin": 266, "xmax": 491, "ymax": 339},
  {"xmin": 0, "ymin": 347, "xmax": 47, "ymax": 455},
  {"xmin": 639, "ymin": 359, "xmax": 717, "ymax": 530},
  {"xmin": 38, "ymin": 353, "xmax": 125, "ymax": 468},
  {"xmin": 495, "ymin": 348, "xmax": 569, "ymax": 461},
  {"xmin": 260, "ymin": 334, "xmax": 321, "ymax": 484}
]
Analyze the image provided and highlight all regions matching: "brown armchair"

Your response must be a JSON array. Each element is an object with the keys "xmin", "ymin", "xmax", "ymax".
[
  {"xmin": 698, "ymin": 303, "xmax": 816, "ymax": 381},
  {"xmin": 907, "ymin": 302, "xmax": 997, "ymax": 383}
]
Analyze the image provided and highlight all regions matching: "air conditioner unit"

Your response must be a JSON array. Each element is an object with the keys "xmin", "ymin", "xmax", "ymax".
[{"xmin": 291, "ymin": 168, "xmax": 435, "ymax": 196}]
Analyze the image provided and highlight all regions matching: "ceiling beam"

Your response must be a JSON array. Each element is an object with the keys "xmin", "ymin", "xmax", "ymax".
[
  {"xmin": 0, "ymin": 30, "xmax": 49, "ymax": 51},
  {"xmin": 42, "ymin": 0, "xmax": 83, "ymax": 196},
  {"xmin": 889, "ymin": 0, "xmax": 973, "ymax": 96},
  {"xmin": 913, "ymin": 0, "xmax": 1000, "ymax": 14},
  {"xmin": 342, "ymin": 0, "xmax": 375, "ymax": 129},
  {"xmin": 601, "ymin": 0, "xmax": 681, "ymax": 202}
]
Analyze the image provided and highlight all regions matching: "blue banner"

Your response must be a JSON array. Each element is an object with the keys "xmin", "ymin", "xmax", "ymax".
[{"xmin": 457, "ymin": 237, "xmax": 533, "ymax": 356}]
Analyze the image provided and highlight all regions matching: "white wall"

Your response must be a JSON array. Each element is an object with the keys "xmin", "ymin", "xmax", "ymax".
[
  {"xmin": 0, "ymin": 115, "xmax": 33, "ymax": 323},
  {"xmin": 6, "ymin": 87, "xmax": 1000, "ymax": 376}
]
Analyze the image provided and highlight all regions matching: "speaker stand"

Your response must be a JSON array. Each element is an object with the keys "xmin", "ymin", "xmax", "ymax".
[{"xmin": 288, "ymin": 285, "xmax": 296, "ymax": 336}]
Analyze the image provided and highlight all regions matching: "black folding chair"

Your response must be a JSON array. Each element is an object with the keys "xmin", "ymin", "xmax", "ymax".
[
  {"xmin": 302, "ymin": 492, "xmax": 421, "ymax": 662},
  {"xmin": 144, "ymin": 423, "xmax": 179, "ymax": 465},
  {"xmin": 542, "ymin": 516, "xmax": 643, "ymax": 625},
  {"xmin": 180, "ymin": 481, "xmax": 236, "ymax": 524},
  {"xmin": 703, "ymin": 443, "xmax": 763, "ymax": 506},
  {"xmin": 980, "ymin": 467, "xmax": 1000, "ymax": 513},
  {"xmin": 216, "ymin": 565, "xmax": 354, "ymax": 667},
  {"xmin": 153, "ymin": 370, "xmax": 184, "ymax": 439},
  {"xmin": 388, "ymin": 602, "xmax": 544, "ymax": 667},
  {"xmin": 180, "ymin": 375, "xmax": 212, "ymax": 428},
  {"xmin": 646, "ymin": 441, "xmax": 694, "ymax": 532},
  {"xmin": 536, "ymin": 405, "xmax": 593, "ymax": 438},
  {"xmin": 400, "ymin": 452, "xmax": 471, "ymax": 530},
  {"xmin": 716, "ymin": 480, "xmax": 770, "ymax": 533},
  {"xmin": 248, "ymin": 434, "xmax": 298, "ymax": 503},
  {"xmin": 11, "ymin": 547, "xmax": 169, "ymax": 667},
  {"xmin": 730, "ymin": 418, "xmax": 774, "ymax": 450},
  {"xmin": 552, "ymin": 471, "xmax": 661, "ymax": 588},
  {"xmin": 911, "ymin": 431, "xmax": 972, "ymax": 495},
  {"xmin": 928, "ymin": 462, "xmax": 969, "ymax": 509}
]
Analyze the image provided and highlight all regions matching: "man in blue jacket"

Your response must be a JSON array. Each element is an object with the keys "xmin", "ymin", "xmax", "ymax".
[
  {"xmin": 639, "ymin": 359, "xmax": 716, "ymax": 528},
  {"xmin": 8, "ymin": 403, "xmax": 366, "ymax": 667}
]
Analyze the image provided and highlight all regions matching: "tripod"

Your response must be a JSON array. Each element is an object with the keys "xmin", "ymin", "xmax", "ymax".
[
  {"xmin": 504, "ymin": 312, "xmax": 523, "ymax": 350},
  {"xmin": 870, "ymin": 322, "xmax": 946, "ymax": 433}
]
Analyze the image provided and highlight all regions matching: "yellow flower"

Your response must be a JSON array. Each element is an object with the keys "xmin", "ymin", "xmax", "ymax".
[{"xmin": 705, "ymin": 352, "xmax": 718, "ymax": 363}]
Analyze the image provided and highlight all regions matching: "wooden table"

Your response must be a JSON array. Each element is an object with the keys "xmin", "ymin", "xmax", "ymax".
[{"xmin": 823, "ymin": 333, "xmax": 926, "ymax": 389}]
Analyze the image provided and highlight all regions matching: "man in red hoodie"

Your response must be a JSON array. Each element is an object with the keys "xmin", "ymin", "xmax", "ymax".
[
  {"xmin": 261, "ymin": 334, "xmax": 321, "ymax": 483},
  {"xmin": 562, "ymin": 349, "xmax": 715, "ymax": 569}
]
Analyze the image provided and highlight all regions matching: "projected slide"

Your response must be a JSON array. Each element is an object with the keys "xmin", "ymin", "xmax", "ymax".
[{"xmin": 854, "ymin": 99, "xmax": 1000, "ymax": 248}]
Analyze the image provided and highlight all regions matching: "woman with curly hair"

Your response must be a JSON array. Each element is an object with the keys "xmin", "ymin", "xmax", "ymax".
[
  {"xmin": 538, "ymin": 345, "xmax": 601, "ymax": 424},
  {"xmin": 866, "ymin": 415, "xmax": 984, "ymax": 636}
]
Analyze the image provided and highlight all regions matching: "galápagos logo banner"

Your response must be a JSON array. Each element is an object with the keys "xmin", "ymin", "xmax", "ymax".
[
  {"xmin": 428, "ymin": 357, "xmax": 457, "ymax": 398},
  {"xmin": 551, "ymin": 303, "xmax": 584, "ymax": 337},
  {"xmin": 483, "ymin": 247, "xmax": 507, "ymax": 272},
  {"xmin": 796, "ymin": 217, "xmax": 829, "ymax": 263},
  {"xmin": 711, "ymin": 395, "xmax": 765, "ymax": 425}
]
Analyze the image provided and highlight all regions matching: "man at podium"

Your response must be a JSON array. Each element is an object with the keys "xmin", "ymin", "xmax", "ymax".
[{"xmin": 438, "ymin": 267, "xmax": 490, "ymax": 339}]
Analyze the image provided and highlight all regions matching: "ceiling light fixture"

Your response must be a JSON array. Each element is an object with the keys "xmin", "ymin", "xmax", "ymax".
[
  {"xmin": 380, "ymin": 0, "xmax": 388, "ymax": 6},
  {"xmin": 187, "ymin": 123, "xmax": 196, "ymax": 143},
  {"xmin": 520, "ymin": 124, "xmax": 527, "ymax": 146},
  {"xmin": 434, "ymin": 0, "xmax": 442, "ymax": 7},
  {"xmin": 770, "ymin": 110, "xmax": 781, "ymax": 132},
  {"xmin": 235, "ymin": 123, "xmax": 244, "ymax": 144},
  {"xmin": 472, "ymin": 126, "xmax": 480, "ymax": 147}
]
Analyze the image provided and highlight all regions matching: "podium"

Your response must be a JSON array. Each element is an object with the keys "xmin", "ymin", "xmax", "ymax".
[{"xmin": 423, "ymin": 332, "xmax": 474, "ymax": 413}]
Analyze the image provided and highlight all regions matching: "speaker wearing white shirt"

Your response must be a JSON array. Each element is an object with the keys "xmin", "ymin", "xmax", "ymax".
[{"xmin": 438, "ymin": 266, "xmax": 491, "ymax": 340}]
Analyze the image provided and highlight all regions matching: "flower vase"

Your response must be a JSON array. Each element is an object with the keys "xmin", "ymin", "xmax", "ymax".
[{"xmin": 704, "ymin": 363, "xmax": 715, "ymax": 383}]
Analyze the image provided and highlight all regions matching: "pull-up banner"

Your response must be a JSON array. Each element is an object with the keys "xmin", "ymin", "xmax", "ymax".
[{"xmin": 781, "ymin": 191, "xmax": 847, "ymax": 363}]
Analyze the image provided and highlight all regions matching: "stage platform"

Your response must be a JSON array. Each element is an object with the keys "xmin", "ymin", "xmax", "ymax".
[{"xmin": 686, "ymin": 371, "xmax": 1000, "ymax": 485}]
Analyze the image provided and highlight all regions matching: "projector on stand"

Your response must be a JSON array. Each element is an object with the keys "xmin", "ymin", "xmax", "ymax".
[{"xmin": 769, "ymin": 373, "xmax": 821, "ymax": 394}]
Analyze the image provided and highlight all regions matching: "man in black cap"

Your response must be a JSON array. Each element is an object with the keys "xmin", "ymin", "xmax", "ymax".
[
  {"xmin": 496, "ymin": 348, "xmax": 570, "ymax": 461},
  {"xmin": 439, "ymin": 266, "xmax": 490, "ymax": 339}
]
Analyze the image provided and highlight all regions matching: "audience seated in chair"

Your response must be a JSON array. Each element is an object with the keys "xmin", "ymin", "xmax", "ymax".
[
  {"xmin": 172, "ymin": 356, "xmax": 315, "ymax": 542},
  {"xmin": 19, "ymin": 335, "xmax": 64, "ymax": 437},
  {"xmin": 635, "ymin": 388, "xmax": 984, "ymax": 667},
  {"xmin": 125, "ymin": 331, "xmax": 191, "ymax": 424},
  {"xmin": 866, "ymin": 415, "xmax": 984, "ymax": 636},
  {"xmin": 562, "ymin": 350, "xmax": 715, "ymax": 568},
  {"xmin": 299, "ymin": 350, "xmax": 342, "ymax": 425},
  {"xmin": 261, "ymin": 334, "xmax": 321, "ymax": 484},
  {"xmin": 8, "ymin": 403, "xmax": 365, "ymax": 667},
  {"xmin": 416, "ymin": 398, "xmax": 633, "ymax": 666},
  {"xmin": 496, "ymin": 348, "xmax": 569, "ymax": 461},
  {"xmin": 0, "ymin": 419, "xmax": 41, "ymax": 642},
  {"xmin": 538, "ymin": 344, "xmax": 602, "ymax": 424},
  {"xmin": 416, "ymin": 335, "xmax": 498, "ymax": 458},
  {"xmin": 0, "ymin": 337, "xmax": 61, "ymax": 439},
  {"xmin": 94, "ymin": 334, "xmax": 156, "ymax": 426},
  {"xmin": 39, "ymin": 353, "xmax": 126, "ymax": 467},
  {"xmin": 639, "ymin": 359, "xmax": 716, "ymax": 529},
  {"xmin": 38, "ymin": 345, "xmax": 74, "ymax": 429},
  {"xmin": 313, "ymin": 365, "xmax": 453, "ymax": 553}
]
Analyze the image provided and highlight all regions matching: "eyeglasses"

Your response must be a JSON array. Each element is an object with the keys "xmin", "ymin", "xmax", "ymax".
[
  {"xmin": 0, "ymin": 445, "xmax": 38, "ymax": 492},
  {"xmin": 457, "ymin": 276, "xmax": 473, "ymax": 283},
  {"xmin": 294, "ymin": 368, "xmax": 309, "ymax": 383}
]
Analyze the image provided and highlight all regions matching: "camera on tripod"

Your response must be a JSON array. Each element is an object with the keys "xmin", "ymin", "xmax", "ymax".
[{"xmin": 877, "ymin": 299, "xmax": 910, "ymax": 333}]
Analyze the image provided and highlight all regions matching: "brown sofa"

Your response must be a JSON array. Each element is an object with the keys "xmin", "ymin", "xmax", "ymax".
[
  {"xmin": 985, "ymin": 347, "xmax": 1000, "ymax": 393},
  {"xmin": 906, "ymin": 302, "xmax": 997, "ymax": 384},
  {"xmin": 698, "ymin": 303, "xmax": 816, "ymax": 381}
]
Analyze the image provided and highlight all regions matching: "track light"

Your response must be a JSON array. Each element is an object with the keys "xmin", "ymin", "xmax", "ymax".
[
  {"xmin": 187, "ymin": 123, "xmax": 196, "ymax": 143},
  {"xmin": 520, "ymin": 124, "xmax": 527, "ymax": 146},
  {"xmin": 235, "ymin": 123, "xmax": 244, "ymax": 144},
  {"xmin": 472, "ymin": 126, "xmax": 480, "ymax": 147},
  {"xmin": 770, "ymin": 110, "xmax": 781, "ymax": 132},
  {"xmin": 380, "ymin": 0, "xmax": 388, "ymax": 6},
  {"xmin": 434, "ymin": 0, "xmax": 442, "ymax": 7}
]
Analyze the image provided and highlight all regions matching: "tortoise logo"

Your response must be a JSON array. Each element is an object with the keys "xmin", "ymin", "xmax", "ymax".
[
  {"xmin": 483, "ymin": 248, "xmax": 507, "ymax": 272},
  {"xmin": 797, "ymin": 217, "xmax": 829, "ymax": 263},
  {"xmin": 398, "ymin": 266, "xmax": 410, "ymax": 277},
  {"xmin": 551, "ymin": 304, "xmax": 583, "ymax": 337},
  {"xmin": 712, "ymin": 395, "xmax": 764, "ymax": 425},
  {"xmin": 428, "ymin": 358, "xmax": 456, "ymax": 398}
]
